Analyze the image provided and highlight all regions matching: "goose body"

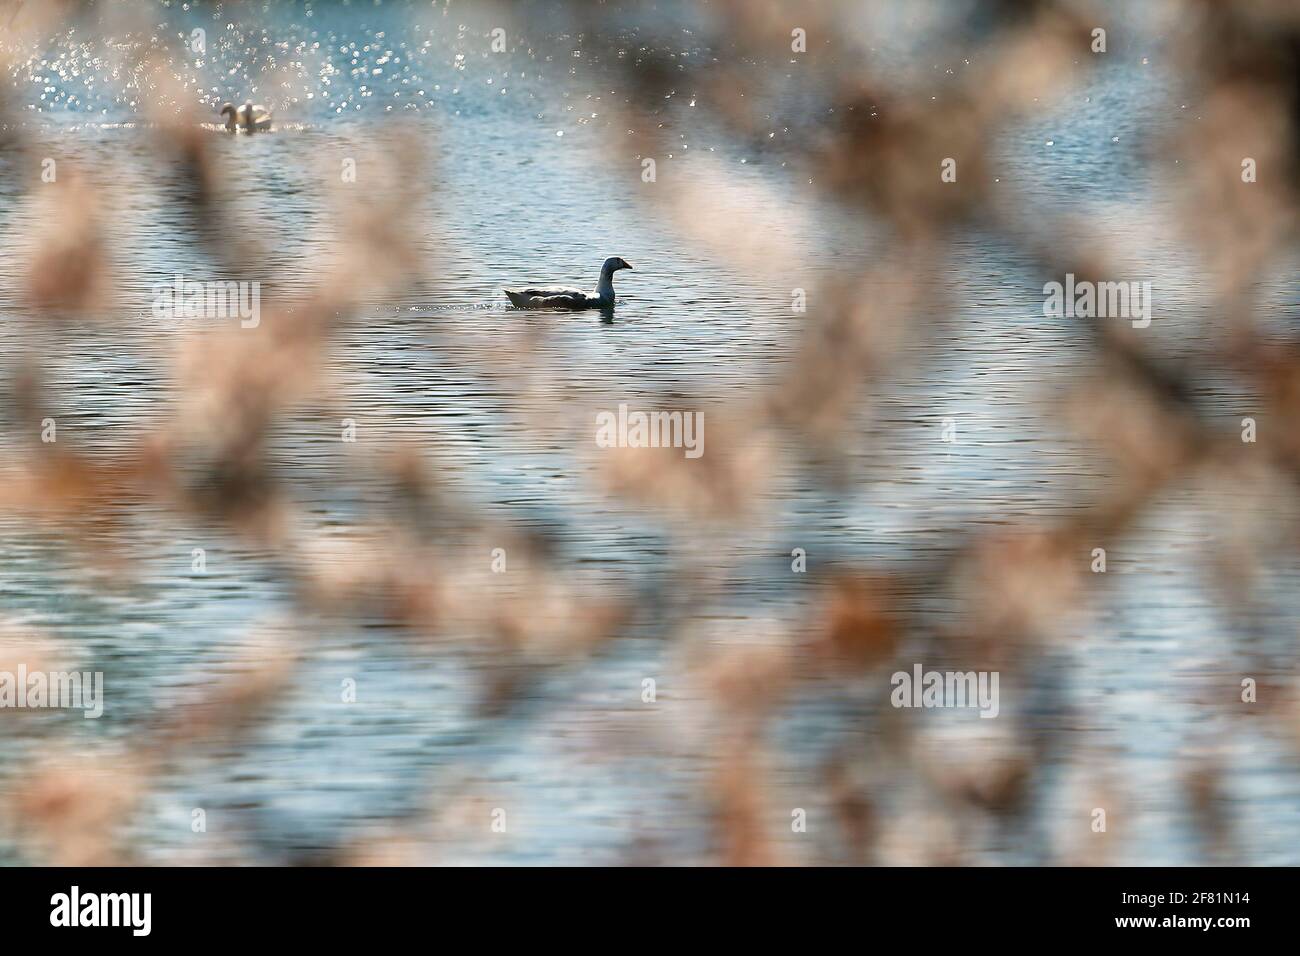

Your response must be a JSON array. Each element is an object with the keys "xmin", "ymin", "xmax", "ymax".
[
  {"xmin": 505, "ymin": 256, "xmax": 633, "ymax": 310},
  {"xmin": 220, "ymin": 100, "xmax": 272, "ymax": 133}
]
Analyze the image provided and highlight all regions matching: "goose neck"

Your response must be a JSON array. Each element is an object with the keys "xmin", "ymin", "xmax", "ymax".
[{"xmin": 596, "ymin": 265, "xmax": 616, "ymax": 301}]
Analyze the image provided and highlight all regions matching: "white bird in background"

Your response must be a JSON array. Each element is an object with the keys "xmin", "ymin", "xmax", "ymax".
[
  {"xmin": 504, "ymin": 256, "xmax": 633, "ymax": 310},
  {"xmin": 220, "ymin": 100, "xmax": 272, "ymax": 133}
]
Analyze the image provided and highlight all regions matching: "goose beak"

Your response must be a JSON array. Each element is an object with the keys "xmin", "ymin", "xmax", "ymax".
[{"xmin": 623, "ymin": 262, "xmax": 634, "ymax": 271}]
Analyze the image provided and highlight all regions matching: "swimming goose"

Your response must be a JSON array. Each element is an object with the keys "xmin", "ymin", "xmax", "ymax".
[
  {"xmin": 505, "ymin": 257, "xmax": 633, "ymax": 310},
  {"xmin": 220, "ymin": 100, "xmax": 272, "ymax": 133}
]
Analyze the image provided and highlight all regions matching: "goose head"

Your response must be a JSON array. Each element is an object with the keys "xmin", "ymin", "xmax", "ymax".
[
  {"xmin": 602, "ymin": 256, "xmax": 633, "ymax": 274},
  {"xmin": 219, "ymin": 102, "xmax": 236, "ymax": 129}
]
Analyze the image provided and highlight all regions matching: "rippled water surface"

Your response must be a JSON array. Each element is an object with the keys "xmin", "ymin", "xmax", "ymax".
[{"xmin": 0, "ymin": 0, "xmax": 1297, "ymax": 865}]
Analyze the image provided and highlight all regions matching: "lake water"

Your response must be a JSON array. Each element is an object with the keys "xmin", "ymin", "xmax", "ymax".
[{"xmin": 0, "ymin": 0, "xmax": 1296, "ymax": 865}]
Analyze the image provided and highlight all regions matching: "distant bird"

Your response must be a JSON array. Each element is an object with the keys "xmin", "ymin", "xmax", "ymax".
[
  {"xmin": 219, "ymin": 100, "xmax": 272, "ymax": 133},
  {"xmin": 505, "ymin": 256, "xmax": 633, "ymax": 310}
]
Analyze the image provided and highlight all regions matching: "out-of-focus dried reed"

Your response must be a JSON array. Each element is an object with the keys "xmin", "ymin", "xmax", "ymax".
[{"xmin": 0, "ymin": 0, "xmax": 1296, "ymax": 867}]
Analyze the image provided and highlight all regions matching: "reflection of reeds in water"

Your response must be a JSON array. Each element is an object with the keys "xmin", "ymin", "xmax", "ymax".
[{"xmin": 0, "ymin": 0, "xmax": 1297, "ymax": 865}]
